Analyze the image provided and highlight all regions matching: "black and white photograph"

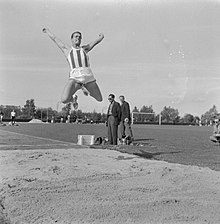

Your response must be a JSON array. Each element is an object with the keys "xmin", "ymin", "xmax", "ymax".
[{"xmin": 0, "ymin": 0, "xmax": 220, "ymax": 223}]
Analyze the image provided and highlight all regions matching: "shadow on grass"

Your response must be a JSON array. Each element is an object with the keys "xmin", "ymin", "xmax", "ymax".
[
  {"xmin": 133, "ymin": 149, "xmax": 182, "ymax": 159},
  {"xmin": 134, "ymin": 138, "xmax": 155, "ymax": 141},
  {"xmin": 90, "ymin": 144, "xmax": 182, "ymax": 160}
]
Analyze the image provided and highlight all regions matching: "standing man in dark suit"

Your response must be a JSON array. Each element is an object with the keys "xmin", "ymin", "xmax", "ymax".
[
  {"xmin": 119, "ymin": 95, "xmax": 133, "ymax": 140},
  {"xmin": 107, "ymin": 94, "xmax": 121, "ymax": 145}
]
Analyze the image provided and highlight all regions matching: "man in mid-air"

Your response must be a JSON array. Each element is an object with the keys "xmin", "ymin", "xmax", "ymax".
[{"xmin": 42, "ymin": 28, "xmax": 104, "ymax": 110}]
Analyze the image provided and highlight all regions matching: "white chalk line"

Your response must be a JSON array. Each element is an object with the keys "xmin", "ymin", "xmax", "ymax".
[
  {"xmin": 0, "ymin": 144, "xmax": 70, "ymax": 148},
  {"xmin": 0, "ymin": 129, "xmax": 78, "ymax": 146}
]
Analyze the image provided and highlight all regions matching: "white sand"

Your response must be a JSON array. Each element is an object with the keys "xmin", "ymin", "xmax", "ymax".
[{"xmin": 0, "ymin": 147, "xmax": 220, "ymax": 224}]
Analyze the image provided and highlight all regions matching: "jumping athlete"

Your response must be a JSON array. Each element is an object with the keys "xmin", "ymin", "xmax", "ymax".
[{"xmin": 42, "ymin": 28, "xmax": 104, "ymax": 110}]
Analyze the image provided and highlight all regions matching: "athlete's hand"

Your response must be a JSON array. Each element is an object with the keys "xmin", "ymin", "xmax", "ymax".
[
  {"xmin": 99, "ymin": 33, "xmax": 104, "ymax": 40},
  {"xmin": 42, "ymin": 28, "xmax": 49, "ymax": 33}
]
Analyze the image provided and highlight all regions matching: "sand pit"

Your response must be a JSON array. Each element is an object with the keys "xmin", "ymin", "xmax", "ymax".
[{"xmin": 0, "ymin": 147, "xmax": 220, "ymax": 224}]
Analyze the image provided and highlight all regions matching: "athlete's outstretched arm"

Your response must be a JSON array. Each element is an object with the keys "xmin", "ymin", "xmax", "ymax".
[
  {"xmin": 42, "ymin": 28, "xmax": 69, "ymax": 53},
  {"xmin": 83, "ymin": 33, "xmax": 104, "ymax": 53}
]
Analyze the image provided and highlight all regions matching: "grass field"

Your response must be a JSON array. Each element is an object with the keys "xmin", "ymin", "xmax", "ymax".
[{"xmin": 1, "ymin": 123, "xmax": 220, "ymax": 171}]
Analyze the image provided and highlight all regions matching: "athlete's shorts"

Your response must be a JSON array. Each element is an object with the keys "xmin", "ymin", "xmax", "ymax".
[{"xmin": 69, "ymin": 67, "xmax": 96, "ymax": 84}]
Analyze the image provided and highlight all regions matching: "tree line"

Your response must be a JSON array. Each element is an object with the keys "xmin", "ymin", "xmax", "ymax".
[
  {"xmin": 132, "ymin": 105, "xmax": 199, "ymax": 125},
  {"xmin": 132, "ymin": 105, "xmax": 218, "ymax": 125},
  {"xmin": 0, "ymin": 99, "xmax": 107, "ymax": 123},
  {"xmin": 0, "ymin": 99, "xmax": 218, "ymax": 125}
]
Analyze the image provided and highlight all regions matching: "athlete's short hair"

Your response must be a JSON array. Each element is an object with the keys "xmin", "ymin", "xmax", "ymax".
[
  {"xmin": 109, "ymin": 94, "xmax": 115, "ymax": 99},
  {"xmin": 119, "ymin": 95, "xmax": 125, "ymax": 99},
  {"xmin": 71, "ymin": 31, "xmax": 82, "ymax": 39}
]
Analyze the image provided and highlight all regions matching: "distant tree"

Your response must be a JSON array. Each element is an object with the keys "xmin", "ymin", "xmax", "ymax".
[
  {"xmin": 161, "ymin": 106, "xmax": 179, "ymax": 123},
  {"xmin": 132, "ymin": 106, "xmax": 139, "ymax": 113},
  {"xmin": 182, "ymin": 113, "xmax": 194, "ymax": 124},
  {"xmin": 61, "ymin": 103, "xmax": 71, "ymax": 117},
  {"xmin": 0, "ymin": 105, "xmax": 22, "ymax": 119},
  {"xmin": 201, "ymin": 105, "xmax": 218, "ymax": 125},
  {"xmin": 91, "ymin": 110, "xmax": 98, "ymax": 121},
  {"xmin": 192, "ymin": 116, "xmax": 200, "ymax": 125},
  {"xmin": 35, "ymin": 108, "xmax": 46, "ymax": 120},
  {"xmin": 70, "ymin": 110, "xmax": 77, "ymax": 122},
  {"xmin": 83, "ymin": 111, "xmax": 104, "ymax": 123},
  {"xmin": 96, "ymin": 113, "xmax": 102, "ymax": 122},
  {"xmin": 71, "ymin": 110, "xmax": 77, "ymax": 118},
  {"xmin": 22, "ymin": 99, "xmax": 36, "ymax": 118},
  {"xmin": 35, "ymin": 107, "xmax": 57, "ymax": 121},
  {"xmin": 101, "ymin": 113, "xmax": 107, "ymax": 122},
  {"xmin": 139, "ymin": 105, "xmax": 155, "ymax": 122},
  {"xmin": 132, "ymin": 106, "xmax": 139, "ymax": 122},
  {"xmin": 140, "ymin": 105, "xmax": 154, "ymax": 113},
  {"xmin": 131, "ymin": 105, "xmax": 156, "ymax": 123},
  {"xmin": 76, "ymin": 109, "xmax": 83, "ymax": 119}
]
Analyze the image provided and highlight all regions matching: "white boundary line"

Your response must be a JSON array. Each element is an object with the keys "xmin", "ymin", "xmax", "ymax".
[
  {"xmin": 0, "ymin": 144, "xmax": 70, "ymax": 148},
  {"xmin": 0, "ymin": 129, "xmax": 78, "ymax": 146}
]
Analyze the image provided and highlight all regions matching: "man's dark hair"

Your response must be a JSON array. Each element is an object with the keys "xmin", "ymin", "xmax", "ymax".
[
  {"xmin": 119, "ymin": 95, "xmax": 125, "ymax": 99},
  {"xmin": 109, "ymin": 94, "xmax": 115, "ymax": 99},
  {"xmin": 71, "ymin": 31, "xmax": 82, "ymax": 39}
]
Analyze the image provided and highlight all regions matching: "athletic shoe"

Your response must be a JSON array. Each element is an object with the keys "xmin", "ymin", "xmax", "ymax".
[
  {"xmin": 81, "ymin": 85, "xmax": 90, "ymax": 96},
  {"xmin": 72, "ymin": 94, "xmax": 78, "ymax": 110}
]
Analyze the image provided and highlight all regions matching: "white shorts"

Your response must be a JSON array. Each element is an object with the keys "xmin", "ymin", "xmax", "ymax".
[{"xmin": 69, "ymin": 67, "xmax": 96, "ymax": 84}]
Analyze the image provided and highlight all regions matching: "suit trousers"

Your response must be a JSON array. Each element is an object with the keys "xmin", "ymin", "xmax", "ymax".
[{"xmin": 107, "ymin": 115, "xmax": 118, "ymax": 145}]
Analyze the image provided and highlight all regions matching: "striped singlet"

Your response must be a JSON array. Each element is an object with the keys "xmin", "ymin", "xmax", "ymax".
[
  {"xmin": 67, "ymin": 47, "xmax": 90, "ymax": 70},
  {"xmin": 66, "ymin": 46, "xmax": 95, "ymax": 83}
]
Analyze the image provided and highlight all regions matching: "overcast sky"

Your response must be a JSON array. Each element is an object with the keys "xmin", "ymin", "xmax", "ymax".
[{"xmin": 1, "ymin": 0, "xmax": 220, "ymax": 116}]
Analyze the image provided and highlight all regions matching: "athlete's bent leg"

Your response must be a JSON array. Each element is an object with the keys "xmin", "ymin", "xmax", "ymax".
[
  {"xmin": 61, "ymin": 79, "xmax": 81, "ymax": 104},
  {"xmin": 84, "ymin": 81, "xmax": 103, "ymax": 102}
]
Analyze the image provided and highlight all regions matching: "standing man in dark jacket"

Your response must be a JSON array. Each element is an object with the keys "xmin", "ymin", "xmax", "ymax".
[
  {"xmin": 107, "ymin": 94, "xmax": 121, "ymax": 145},
  {"xmin": 119, "ymin": 95, "xmax": 133, "ymax": 140}
]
